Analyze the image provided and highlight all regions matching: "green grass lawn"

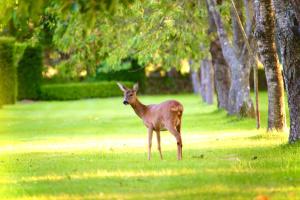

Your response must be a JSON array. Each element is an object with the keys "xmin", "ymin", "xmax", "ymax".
[{"xmin": 0, "ymin": 92, "xmax": 299, "ymax": 200}]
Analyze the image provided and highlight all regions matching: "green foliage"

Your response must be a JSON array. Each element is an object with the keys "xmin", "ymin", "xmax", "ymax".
[
  {"xmin": 0, "ymin": 0, "xmax": 46, "ymax": 41},
  {"xmin": 48, "ymin": 0, "xmax": 209, "ymax": 74},
  {"xmin": 1, "ymin": 1, "xmax": 212, "ymax": 77},
  {"xmin": 96, "ymin": 59, "xmax": 146, "ymax": 91},
  {"xmin": 0, "ymin": 0, "xmax": 136, "ymax": 42},
  {"xmin": 37, "ymin": 8, "xmax": 57, "ymax": 47},
  {"xmin": 17, "ymin": 45, "xmax": 43, "ymax": 100},
  {"xmin": 40, "ymin": 81, "xmax": 134, "ymax": 100},
  {"xmin": 97, "ymin": 1, "xmax": 210, "ymax": 69},
  {"xmin": 0, "ymin": 37, "xmax": 16, "ymax": 106},
  {"xmin": 13, "ymin": 42, "xmax": 27, "ymax": 66}
]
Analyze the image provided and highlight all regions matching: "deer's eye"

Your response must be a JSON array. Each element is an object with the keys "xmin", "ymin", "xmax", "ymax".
[{"xmin": 129, "ymin": 94, "xmax": 133, "ymax": 97}]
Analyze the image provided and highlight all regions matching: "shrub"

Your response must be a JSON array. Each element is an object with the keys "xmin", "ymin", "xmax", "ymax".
[
  {"xmin": 0, "ymin": 37, "xmax": 16, "ymax": 106},
  {"xmin": 17, "ymin": 45, "xmax": 43, "ymax": 100},
  {"xmin": 40, "ymin": 81, "xmax": 134, "ymax": 100},
  {"xmin": 14, "ymin": 42, "xmax": 27, "ymax": 66}
]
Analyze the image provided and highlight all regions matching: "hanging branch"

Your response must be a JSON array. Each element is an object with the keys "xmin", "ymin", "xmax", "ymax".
[{"xmin": 230, "ymin": 0, "xmax": 260, "ymax": 129}]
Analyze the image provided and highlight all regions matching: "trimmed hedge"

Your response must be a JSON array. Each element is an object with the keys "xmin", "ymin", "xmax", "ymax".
[
  {"xmin": 0, "ymin": 37, "xmax": 16, "ymax": 106},
  {"xmin": 14, "ymin": 42, "xmax": 27, "ymax": 67},
  {"xmin": 17, "ymin": 45, "xmax": 43, "ymax": 100},
  {"xmin": 40, "ymin": 81, "xmax": 134, "ymax": 100}
]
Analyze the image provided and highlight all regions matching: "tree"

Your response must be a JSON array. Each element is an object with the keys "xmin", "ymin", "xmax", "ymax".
[
  {"xmin": 0, "ymin": 0, "xmax": 46, "ymax": 41},
  {"xmin": 273, "ymin": 0, "xmax": 300, "ymax": 142},
  {"xmin": 207, "ymin": 0, "xmax": 230, "ymax": 110},
  {"xmin": 254, "ymin": 0, "xmax": 286, "ymax": 131},
  {"xmin": 0, "ymin": 0, "xmax": 141, "ymax": 78},
  {"xmin": 190, "ymin": 66, "xmax": 201, "ymax": 95},
  {"xmin": 290, "ymin": 0, "xmax": 300, "ymax": 23},
  {"xmin": 207, "ymin": 0, "xmax": 255, "ymax": 117},
  {"xmin": 59, "ymin": 1, "xmax": 209, "ymax": 74},
  {"xmin": 210, "ymin": 39, "xmax": 230, "ymax": 109},
  {"xmin": 199, "ymin": 59, "xmax": 214, "ymax": 104}
]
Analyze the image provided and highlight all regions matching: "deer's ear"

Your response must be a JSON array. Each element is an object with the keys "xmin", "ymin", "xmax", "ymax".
[
  {"xmin": 117, "ymin": 82, "xmax": 128, "ymax": 92},
  {"xmin": 133, "ymin": 83, "xmax": 139, "ymax": 92}
]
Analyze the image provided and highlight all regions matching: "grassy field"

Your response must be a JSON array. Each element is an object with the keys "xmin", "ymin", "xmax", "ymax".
[{"xmin": 0, "ymin": 92, "xmax": 299, "ymax": 200}]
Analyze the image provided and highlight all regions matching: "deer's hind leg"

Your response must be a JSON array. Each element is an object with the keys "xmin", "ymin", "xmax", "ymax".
[
  {"xmin": 176, "ymin": 122, "xmax": 182, "ymax": 158},
  {"xmin": 176, "ymin": 123, "xmax": 181, "ymax": 134},
  {"xmin": 176, "ymin": 113, "xmax": 182, "ymax": 133},
  {"xmin": 156, "ymin": 130, "xmax": 163, "ymax": 160},
  {"xmin": 166, "ymin": 125, "xmax": 182, "ymax": 160},
  {"xmin": 175, "ymin": 114, "xmax": 182, "ymax": 159}
]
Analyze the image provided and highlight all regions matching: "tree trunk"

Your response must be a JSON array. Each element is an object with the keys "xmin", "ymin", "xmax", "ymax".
[
  {"xmin": 290, "ymin": 0, "xmax": 300, "ymax": 23},
  {"xmin": 200, "ymin": 59, "xmax": 214, "ymax": 104},
  {"xmin": 227, "ymin": 61, "xmax": 254, "ymax": 117},
  {"xmin": 207, "ymin": 0, "xmax": 255, "ymax": 117},
  {"xmin": 210, "ymin": 39, "xmax": 231, "ymax": 109},
  {"xmin": 207, "ymin": 0, "xmax": 231, "ymax": 110},
  {"xmin": 231, "ymin": 0, "xmax": 244, "ymax": 56},
  {"xmin": 273, "ymin": 0, "xmax": 300, "ymax": 142},
  {"xmin": 230, "ymin": 0, "xmax": 255, "ymax": 118},
  {"xmin": 190, "ymin": 68, "xmax": 201, "ymax": 95},
  {"xmin": 244, "ymin": 0, "xmax": 254, "ymax": 35},
  {"xmin": 254, "ymin": 0, "xmax": 286, "ymax": 131}
]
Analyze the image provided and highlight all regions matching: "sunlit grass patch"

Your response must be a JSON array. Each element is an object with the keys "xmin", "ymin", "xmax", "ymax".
[{"xmin": 0, "ymin": 93, "xmax": 299, "ymax": 200}]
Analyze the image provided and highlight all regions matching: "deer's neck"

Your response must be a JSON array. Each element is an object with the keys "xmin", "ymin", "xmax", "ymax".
[{"xmin": 130, "ymin": 98, "xmax": 147, "ymax": 119}]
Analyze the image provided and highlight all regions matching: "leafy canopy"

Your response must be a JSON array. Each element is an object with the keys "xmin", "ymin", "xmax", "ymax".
[{"xmin": 1, "ymin": 0, "xmax": 211, "ymax": 74}]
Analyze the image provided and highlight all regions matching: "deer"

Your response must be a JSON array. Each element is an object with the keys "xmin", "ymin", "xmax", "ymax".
[{"xmin": 117, "ymin": 82, "xmax": 183, "ymax": 160}]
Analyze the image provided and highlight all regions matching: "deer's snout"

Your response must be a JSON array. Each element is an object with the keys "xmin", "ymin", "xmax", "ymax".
[{"xmin": 123, "ymin": 100, "xmax": 129, "ymax": 105}]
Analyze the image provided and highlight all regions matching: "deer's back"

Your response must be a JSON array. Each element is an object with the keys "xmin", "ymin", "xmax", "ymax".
[
  {"xmin": 149, "ymin": 100, "xmax": 183, "ymax": 112},
  {"xmin": 144, "ymin": 100, "xmax": 183, "ymax": 130}
]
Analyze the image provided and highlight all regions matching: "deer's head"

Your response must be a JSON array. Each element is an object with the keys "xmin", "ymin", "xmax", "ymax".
[{"xmin": 117, "ymin": 82, "xmax": 139, "ymax": 105}]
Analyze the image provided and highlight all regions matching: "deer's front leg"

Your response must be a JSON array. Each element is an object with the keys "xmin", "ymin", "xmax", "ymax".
[{"xmin": 148, "ymin": 127, "xmax": 153, "ymax": 160}]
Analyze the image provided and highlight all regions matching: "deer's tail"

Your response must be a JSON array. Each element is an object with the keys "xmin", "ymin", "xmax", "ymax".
[{"xmin": 171, "ymin": 104, "xmax": 184, "ymax": 117}]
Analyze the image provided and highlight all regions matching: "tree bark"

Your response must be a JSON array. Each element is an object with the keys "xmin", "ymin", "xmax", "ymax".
[
  {"xmin": 207, "ymin": 0, "xmax": 255, "ymax": 117},
  {"xmin": 231, "ymin": 0, "xmax": 244, "ymax": 56},
  {"xmin": 254, "ymin": 0, "xmax": 286, "ymax": 131},
  {"xmin": 290, "ymin": 0, "xmax": 300, "ymax": 23},
  {"xmin": 244, "ymin": 0, "xmax": 254, "ymax": 35},
  {"xmin": 207, "ymin": 0, "xmax": 231, "ymax": 110},
  {"xmin": 200, "ymin": 59, "xmax": 214, "ymax": 104},
  {"xmin": 273, "ymin": 0, "xmax": 300, "ymax": 142},
  {"xmin": 210, "ymin": 39, "xmax": 231, "ymax": 109},
  {"xmin": 190, "ymin": 68, "xmax": 201, "ymax": 95}
]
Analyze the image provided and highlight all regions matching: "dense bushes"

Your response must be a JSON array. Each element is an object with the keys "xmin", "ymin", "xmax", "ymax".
[
  {"xmin": 17, "ymin": 45, "xmax": 43, "ymax": 100},
  {"xmin": 40, "ymin": 81, "xmax": 134, "ymax": 100},
  {"xmin": 144, "ymin": 68, "xmax": 267, "ymax": 95},
  {"xmin": 0, "ymin": 37, "xmax": 17, "ymax": 106},
  {"xmin": 145, "ymin": 74, "xmax": 193, "ymax": 94}
]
